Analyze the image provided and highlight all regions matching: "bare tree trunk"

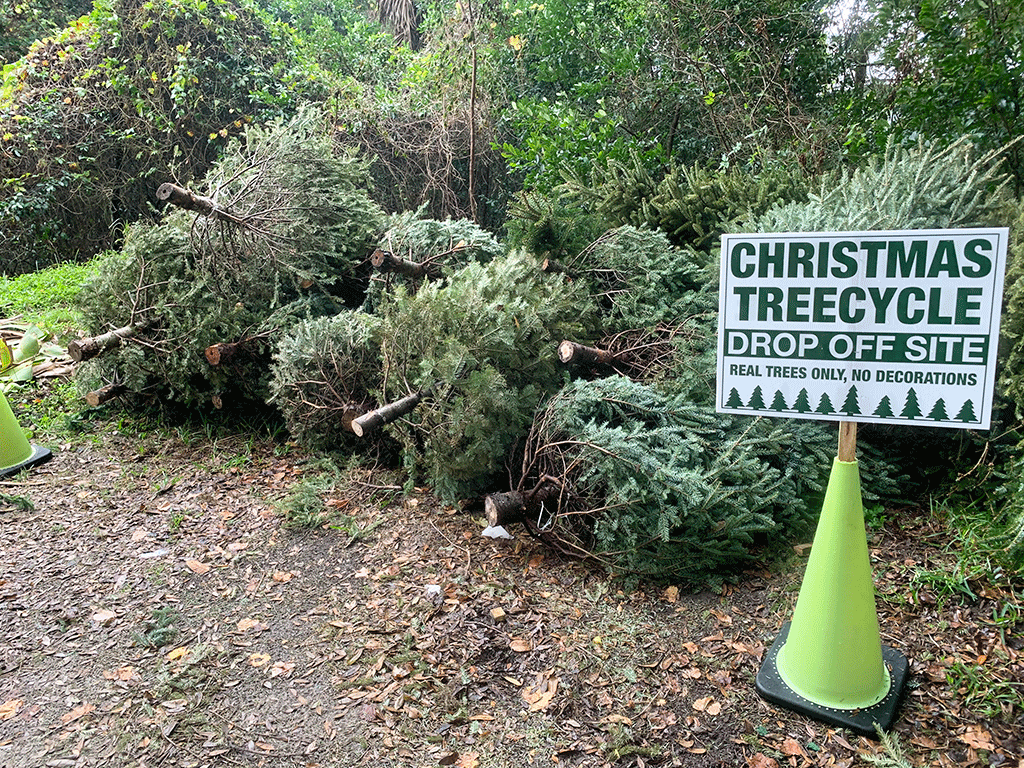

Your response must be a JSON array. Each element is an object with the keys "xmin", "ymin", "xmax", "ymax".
[
  {"xmin": 68, "ymin": 325, "xmax": 139, "ymax": 363},
  {"xmin": 204, "ymin": 338, "xmax": 264, "ymax": 366},
  {"xmin": 485, "ymin": 491, "xmax": 527, "ymax": 527},
  {"xmin": 351, "ymin": 390, "xmax": 425, "ymax": 437},
  {"xmin": 156, "ymin": 183, "xmax": 245, "ymax": 225},
  {"xmin": 85, "ymin": 383, "xmax": 126, "ymax": 407},
  {"xmin": 465, "ymin": 0, "xmax": 479, "ymax": 224},
  {"xmin": 371, "ymin": 249, "xmax": 432, "ymax": 279},
  {"xmin": 484, "ymin": 474, "xmax": 562, "ymax": 527},
  {"xmin": 558, "ymin": 340, "xmax": 617, "ymax": 367},
  {"xmin": 341, "ymin": 404, "xmax": 369, "ymax": 434},
  {"xmin": 541, "ymin": 258, "xmax": 578, "ymax": 279}
]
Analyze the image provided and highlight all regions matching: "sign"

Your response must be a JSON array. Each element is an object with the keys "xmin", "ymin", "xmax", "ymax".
[{"xmin": 716, "ymin": 229, "xmax": 1009, "ymax": 429}]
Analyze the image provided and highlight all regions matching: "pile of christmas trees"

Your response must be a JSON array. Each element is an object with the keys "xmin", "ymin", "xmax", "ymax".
[{"xmin": 73, "ymin": 120, "xmax": 1018, "ymax": 581}]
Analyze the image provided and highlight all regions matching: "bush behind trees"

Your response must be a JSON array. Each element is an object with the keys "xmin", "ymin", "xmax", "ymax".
[{"xmin": 0, "ymin": 0, "xmax": 333, "ymax": 274}]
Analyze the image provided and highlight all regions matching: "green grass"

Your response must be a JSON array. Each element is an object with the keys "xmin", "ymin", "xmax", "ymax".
[{"xmin": 0, "ymin": 260, "xmax": 96, "ymax": 332}]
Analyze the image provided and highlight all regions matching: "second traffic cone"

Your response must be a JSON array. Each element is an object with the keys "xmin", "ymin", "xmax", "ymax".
[
  {"xmin": 755, "ymin": 457, "xmax": 908, "ymax": 736},
  {"xmin": 0, "ymin": 388, "xmax": 51, "ymax": 478}
]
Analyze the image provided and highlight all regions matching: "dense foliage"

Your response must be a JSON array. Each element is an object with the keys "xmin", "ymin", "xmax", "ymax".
[
  {"xmin": 0, "ymin": 0, "xmax": 331, "ymax": 273},
  {"xmin": 838, "ymin": 0, "xmax": 1023, "ymax": 190},
  {"xmin": 0, "ymin": 0, "xmax": 92, "ymax": 62}
]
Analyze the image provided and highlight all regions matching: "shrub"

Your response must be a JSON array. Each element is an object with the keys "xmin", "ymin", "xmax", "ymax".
[{"xmin": 0, "ymin": 0, "xmax": 330, "ymax": 273}]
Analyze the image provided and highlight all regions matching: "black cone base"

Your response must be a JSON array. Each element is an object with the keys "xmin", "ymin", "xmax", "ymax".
[
  {"xmin": 0, "ymin": 444, "xmax": 52, "ymax": 479},
  {"xmin": 756, "ymin": 622, "xmax": 910, "ymax": 738}
]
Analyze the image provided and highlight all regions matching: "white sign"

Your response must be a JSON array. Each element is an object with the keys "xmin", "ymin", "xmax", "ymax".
[{"xmin": 716, "ymin": 229, "xmax": 1009, "ymax": 429}]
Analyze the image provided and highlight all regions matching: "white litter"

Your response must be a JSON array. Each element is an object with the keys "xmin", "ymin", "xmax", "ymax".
[{"xmin": 481, "ymin": 525, "xmax": 513, "ymax": 539}]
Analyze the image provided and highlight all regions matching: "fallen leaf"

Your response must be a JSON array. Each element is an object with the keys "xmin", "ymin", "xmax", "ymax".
[
  {"xmin": 781, "ymin": 738, "xmax": 806, "ymax": 757},
  {"xmin": 522, "ymin": 673, "xmax": 559, "ymax": 712},
  {"xmin": 91, "ymin": 609, "xmax": 117, "ymax": 626},
  {"xmin": 509, "ymin": 638, "xmax": 532, "ymax": 652},
  {"xmin": 61, "ymin": 703, "xmax": 95, "ymax": 725},
  {"xmin": 601, "ymin": 714, "xmax": 633, "ymax": 725},
  {"xmin": 102, "ymin": 667, "xmax": 138, "ymax": 682},
  {"xmin": 0, "ymin": 699, "xmax": 22, "ymax": 721},
  {"xmin": 458, "ymin": 753, "xmax": 480, "ymax": 768},
  {"xmin": 249, "ymin": 653, "xmax": 271, "ymax": 667},
  {"xmin": 272, "ymin": 570, "xmax": 293, "ymax": 582},
  {"xmin": 664, "ymin": 586, "xmax": 679, "ymax": 604},
  {"xmin": 165, "ymin": 646, "xmax": 188, "ymax": 662},
  {"xmin": 959, "ymin": 726, "xmax": 996, "ymax": 751},
  {"xmin": 270, "ymin": 661, "xmax": 295, "ymax": 678},
  {"xmin": 236, "ymin": 617, "xmax": 268, "ymax": 633},
  {"xmin": 748, "ymin": 754, "xmax": 778, "ymax": 768},
  {"xmin": 185, "ymin": 559, "xmax": 211, "ymax": 575}
]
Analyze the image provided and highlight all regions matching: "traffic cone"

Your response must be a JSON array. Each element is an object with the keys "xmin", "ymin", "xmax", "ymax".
[
  {"xmin": 0, "ymin": 389, "xmax": 51, "ymax": 478},
  {"xmin": 755, "ymin": 457, "xmax": 908, "ymax": 736}
]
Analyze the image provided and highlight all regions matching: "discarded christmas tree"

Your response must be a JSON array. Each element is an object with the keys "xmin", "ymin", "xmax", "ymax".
[
  {"xmin": 72, "ymin": 109, "xmax": 384, "ymax": 411},
  {"xmin": 565, "ymin": 226, "xmax": 714, "ymax": 333},
  {"xmin": 490, "ymin": 376, "xmax": 840, "ymax": 580},
  {"xmin": 369, "ymin": 251, "xmax": 596, "ymax": 501},
  {"xmin": 363, "ymin": 209, "xmax": 505, "ymax": 311},
  {"xmin": 268, "ymin": 311, "xmax": 384, "ymax": 451}
]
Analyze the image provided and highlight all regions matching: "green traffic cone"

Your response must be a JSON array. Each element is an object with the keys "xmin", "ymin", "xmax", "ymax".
[
  {"xmin": 0, "ymin": 388, "xmax": 51, "ymax": 478},
  {"xmin": 756, "ymin": 457, "xmax": 908, "ymax": 736}
]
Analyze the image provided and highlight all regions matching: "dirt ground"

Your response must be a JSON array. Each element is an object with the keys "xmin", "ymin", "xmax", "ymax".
[{"xmin": 1, "ymin": 428, "xmax": 1022, "ymax": 768}]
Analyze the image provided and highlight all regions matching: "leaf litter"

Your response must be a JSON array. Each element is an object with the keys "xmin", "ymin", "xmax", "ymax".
[{"xmin": 0, "ymin": 431, "xmax": 1020, "ymax": 768}]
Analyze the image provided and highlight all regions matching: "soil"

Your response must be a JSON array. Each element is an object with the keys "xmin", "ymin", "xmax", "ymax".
[{"xmin": 1, "ymin": 428, "xmax": 1022, "ymax": 768}]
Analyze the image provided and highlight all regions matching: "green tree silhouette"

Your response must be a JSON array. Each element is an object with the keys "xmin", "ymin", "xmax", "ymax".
[
  {"xmin": 927, "ymin": 398, "xmax": 949, "ymax": 421},
  {"xmin": 770, "ymin": 390, "xmax": 788, "ymax": 411},
  {"xmin": 901, "ymin": 388, "xmax": 922, "ymax": 419},
  {"xmin": 815, "ymin": 392, "xmax": 835, "ymax": 414},
  {"xmin": 792, "ymin": 388, "xmax": 812, "ymax": 413},
  {"xmin": 747, "ymin": 386, "xmax": 766, "ymax": 410},
  {"xmin": 954, "ymin": 399, "xmax": 977, "ymax": 422},
  {"xmin": 873, "ymin": 395, "xmax": 895, "ymax": 418},
  {"xmin": 725, "ymin": 388, "xmax": 744, "ymax": 408},
  {"xmin": 840, "ymin": 385, "xmax": 861, "ymax": 416}
]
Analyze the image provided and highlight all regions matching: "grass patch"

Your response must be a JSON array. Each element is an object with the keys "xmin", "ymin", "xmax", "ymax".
[
  {"xmin": 275, "ymin": 457, "xmax": 392, "ymax": 541},
  {"xmin": 0, "ymin": 260, "xmax": 96, "ymax": 333}
]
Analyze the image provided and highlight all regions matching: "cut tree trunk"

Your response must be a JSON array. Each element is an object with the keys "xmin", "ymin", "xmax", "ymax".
[
  {"xmin": 351, "ymin": 390, "xmax": 424, "ymax": 437},
  {"xmin": 85, "ymin": 382, "xmax": 126, "ymax": 407},
  {"xmin": 485, "ymin": 474, "xmax": 563, "ymax": 527},
  {"xmin": 205, "ymin": 338, "xmax": 262, "ymax": 366},
  {"xmin": 541, "ymin": 258, "xmax": 578, "ymax": 279},
  {"xmin": 68, "ymin": 325, "xmax": 140, "ymax": 363},
  {"xmin": 341, "ymin": 404, "xmax": 369, "ymax": 434},
  {"xmin": 156, "ymin": 183, "xmax": 245, "ymax": 225},
  {"xmin": 370, "ymin": 249, "xmax": 431, "ymax": 279},
  {"xmin": 485, "ymin": 491, "xmax": 527, "ymax": 527},
  {"xmin": 557, "ymin": 340, "xmax": 617, "ymax": 367}
]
